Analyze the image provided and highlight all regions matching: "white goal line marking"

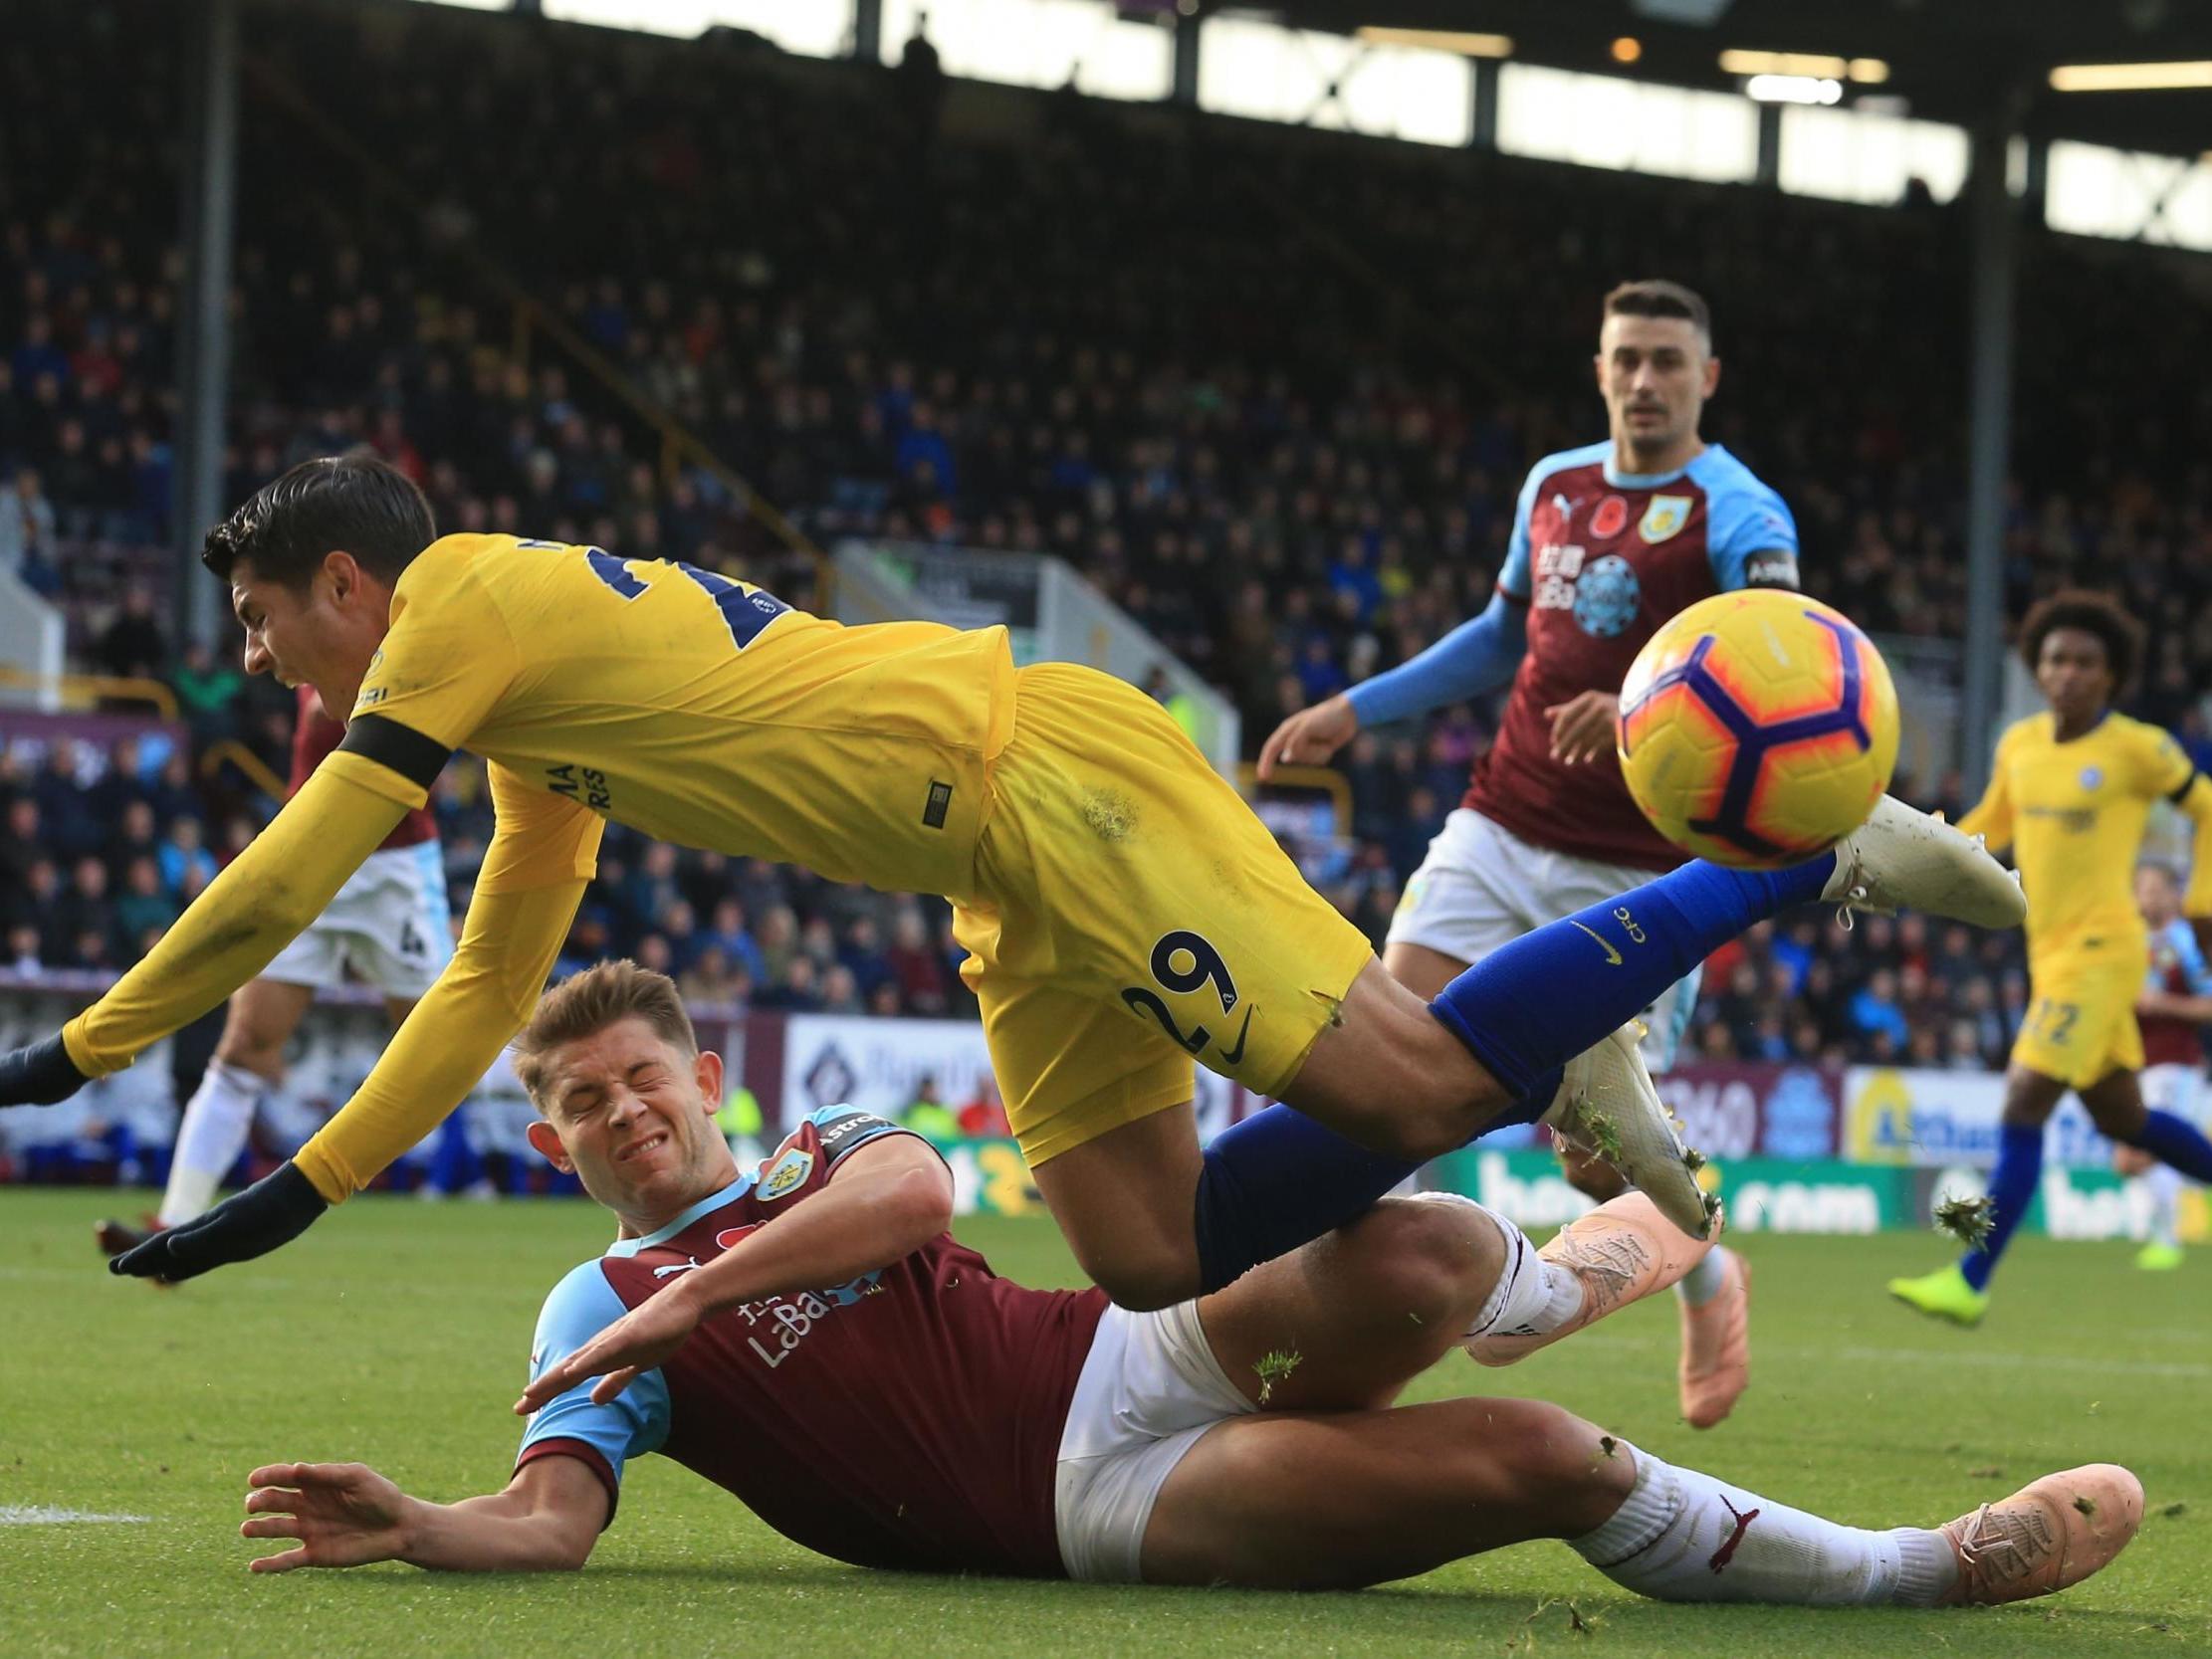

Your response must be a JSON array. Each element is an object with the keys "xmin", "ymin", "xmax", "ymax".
[{"xmin": 0, "ymin": 1506, "xmax": 153, "ymax": 1525}]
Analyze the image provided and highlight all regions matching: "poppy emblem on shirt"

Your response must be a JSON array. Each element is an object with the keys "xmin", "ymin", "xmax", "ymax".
[
  {"xmin": 2080, "ymin": 765, "xmax": 2103, "ymax": 790},
  {"xmin": 1591, "ymin": 495, "xmax": 1629, "ymax": 538},
  {"xmin": 759, "ymin": 1146, "xmax": 815, "ymax": 1201},
  {"xmin": 715, "ymin": 1223, "xmax": 762, "ymax": 1251},
  {"xmin": 1639, "ymin": 495, "xmax": 1692, "ymax": 543}
]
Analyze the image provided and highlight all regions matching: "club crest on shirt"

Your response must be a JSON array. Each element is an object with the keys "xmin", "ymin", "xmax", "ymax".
[
  {"xmin": 1639, "ymin": 495, "xmax": 1692, "ymax": 543},
  {"xmin": 2080, "ymin": 765, "xmax": 2103, "ymax": 790},
  {"xmin": 758, "ymin": 1145, "xmax": 814, "ymax": 1201},
  {"xmin": 1590, "ymin": 495, "xmax": 1629, "ymax": 538}
]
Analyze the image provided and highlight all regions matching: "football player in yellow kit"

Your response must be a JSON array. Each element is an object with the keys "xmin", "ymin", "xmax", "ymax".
[
  {"xmin": 1890, "ymin": 590, "xmax": 2212, "ymax": 1325},
  {"xmin": 0, "ymin": 457, "xmax": 2023, "ymax": 1304}
]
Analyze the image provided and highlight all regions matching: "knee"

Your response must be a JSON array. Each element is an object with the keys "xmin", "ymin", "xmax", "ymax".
[
  {"xmin": 213, "ymin": 1028, "xmax": 285, "ymax": 1077},
  {"xmin": 1334, "ymin": 1196, "xmax": 1501, "ymax": 1327},
  {"xmin": 1479, "ymin": 1400, "xmax": 1625, "ymax": 1504}
]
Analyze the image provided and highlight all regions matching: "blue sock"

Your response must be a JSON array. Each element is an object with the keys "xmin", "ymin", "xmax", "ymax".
[
  {"xmin": 1192, "ymin": 1070, "xmax": 1562, "ymax": 1293},
  {"xmin": 2119, "ymin": 1109, "xmax": 2212, "ymax": 1183},
  {"xmin": 1428, "ymin": 855, "xmax": 1835, "ymax": 1095},
  {"xmin": 1961, "ymin": 1122, "xmax": 2044, "ymax": 1291},
  {"xmin": 1188, "ymin": 855, "xmax": 1832, "ymax": 1295}
]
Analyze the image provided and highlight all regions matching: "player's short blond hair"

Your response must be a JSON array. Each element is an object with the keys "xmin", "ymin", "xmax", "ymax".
[{"xmin": 513, "ymin": 959, "xmax": 700, "ymax": 1112}]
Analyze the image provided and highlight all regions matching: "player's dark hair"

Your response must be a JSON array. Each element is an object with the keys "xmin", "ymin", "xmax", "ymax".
[
  {"xmin": 1604, "ymin": 279, "xmax": 1712, "ymax": 347},
  {"xmin": 513, "ymin": 959, "xmax": 702, "ymax": 1112},
  {"xmin": 2017, "ymin": 588, "xmax": 2142, "ymax": 691},
  {"xmin": 200, "ymin": 452, "xmax": 435, "ymax": 590}
]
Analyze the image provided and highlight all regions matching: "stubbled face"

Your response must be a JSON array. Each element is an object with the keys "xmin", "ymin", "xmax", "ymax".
[
  {"xmin": 527, "ymin": 1018, "xmax": 735, "ymax": 1234},
  {"xmin": 229, "ymin": 554, "xmax": 391, "ymax": 722},
  {"xmin": 2035, "ymin": 627, "xmax": 2113, "ymax": 730},
  {"xmin": 2136, "ymin": 864, "xmax": 2180, "ymax": 928},
  {"xmin": 1596, "ymin": 312, "xmax": 1718, "ymax": 463}
]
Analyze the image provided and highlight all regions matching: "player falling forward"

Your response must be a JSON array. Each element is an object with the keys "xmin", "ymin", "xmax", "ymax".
[
  {"xmin": 236, "ymin": 962, "xmax": 2139, "ymax": 1608},
  {"xmin": 1261, "ymin": 280, "xmax": 1794, "ymax": 1427},
  {"xmin": 1890, "ymin": 592, "xmax": 2212, "ymax": 1324},
  {"xmin": 2118, "ymin": 863, "xmax": 2212, "ymax": 1270},
  {"xmin": 96, "ymin": 687, "xmax": 456, "ymax": 1258},
  {"xmin": 0, "ymin": 457, "xmax": 2022, "ymax": 1304}
]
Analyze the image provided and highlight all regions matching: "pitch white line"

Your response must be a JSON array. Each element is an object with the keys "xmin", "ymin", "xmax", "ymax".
[{"xmin": 0, "ymin": 1507, "xmax": 152, "ymax": 1525}]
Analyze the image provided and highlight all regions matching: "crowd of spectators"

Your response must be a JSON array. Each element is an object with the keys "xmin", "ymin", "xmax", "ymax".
[{"xmin": 6, "ymin": 0, "xmax": 2210, "ymax": 1074}]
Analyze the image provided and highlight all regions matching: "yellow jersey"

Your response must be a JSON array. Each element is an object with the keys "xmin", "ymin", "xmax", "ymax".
[
  {"xmin": 63, "ymin": 535, "xmax": 1017, "ymax": 1199},
  {"xmin": 1959, "ymin": 710, "xmax": 2212, "ymax": 963},
  {"xmin": 349, "ymin": 535, "xmax": 1013, "ymax": 899}
]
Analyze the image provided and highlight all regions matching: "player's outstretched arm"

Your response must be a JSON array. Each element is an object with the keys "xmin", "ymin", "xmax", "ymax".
[
  {"xmin": 241, "ymin": 1456, "xmax": 603, "ymax": 1573},
  {"xmin": 516, "ymin": 1133, "xmax": 953, "ymax": 1412},
  {"xmin": 0, "ymin": 764, "xmax": 407, "ymax": 1109},
  {"xmin": 113, "ymin": 770, "xmax": 599, "ymax": 1282},
  {"xmin": 115, "ymin": 874, "xmax": 591, "ymax": 1282}
]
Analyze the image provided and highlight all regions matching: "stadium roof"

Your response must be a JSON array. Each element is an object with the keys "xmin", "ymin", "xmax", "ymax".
[{"xmin": 1264, "ymin": 0, "xmax": 2212, "ymax": 155}]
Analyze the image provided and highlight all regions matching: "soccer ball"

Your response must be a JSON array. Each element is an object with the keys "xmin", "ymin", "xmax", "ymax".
[{"xmin": 1616, "ymin": 590, "xmax": 1899, "ymax": 869}]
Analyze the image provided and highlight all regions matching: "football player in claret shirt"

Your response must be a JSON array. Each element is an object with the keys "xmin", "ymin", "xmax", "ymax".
[
  {"xmin": 2116, "ymin": 862, "xmax": 2212, "ymax": 1271},
  {"xmin": 1889, "ymin": 592, "xmax": 2212, "ymax": 1325},
  {"xmin": 234, "ymin": 962, "xmax": 2138, "ymax": 1608},
  {"xmin": 1, "ymin": 456, "xmax": 2022, "ymax": 1303},
  {"xmin": 1261, "ymin": 280, "xmax": 1795, "ymax": 1426},
  {"xmin": 97, "ymin": 686, "xmax": 459, "ymax": 1258}
]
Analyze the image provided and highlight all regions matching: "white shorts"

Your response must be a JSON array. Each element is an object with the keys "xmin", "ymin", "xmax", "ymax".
[
  {"xmin": 2141, "ymin": 1063, "xmax": 2206, "ymax": 1128},
  {"xmin": 263, "ymin": 840, "xmax": 453, "ymax": 1001},
  {"xmin": 1053, "ymin": 1299, "xmax": 1253, "ymax": 1583},
  {"xmin": 1386, "ymin": 807, "xmax": 1701, "ymax": 1073}
]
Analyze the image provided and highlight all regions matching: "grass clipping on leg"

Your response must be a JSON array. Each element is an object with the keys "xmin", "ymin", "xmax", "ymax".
[
  {"xmin": 1934, "ymin": 1194, "xmax": 1997, "ymax": 1250},
  {"xmin": 1252, "ymin": 1348, "xmax": 1302, "ymax": 1406}
]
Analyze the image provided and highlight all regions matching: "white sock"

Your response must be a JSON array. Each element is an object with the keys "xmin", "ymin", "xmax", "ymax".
[
  {"xmin": 159, "ymin": 1061, "xmax": 265, "ymax": 1226},
  {"xmin": 2144, "ymin": 1165, "xmax": 2182, "ymax": 1249},
  {"xmin": 1570, "ymin": 1444, "xmax": 1955, "ymax": 1606},
  {"xmin": 1443, "ymin": 1196, "xmax": 1583, "ymax": 1341},
  {"xmin": 1676, "ymin": 1244, "xmax": 1731, "ymax": 1307}
]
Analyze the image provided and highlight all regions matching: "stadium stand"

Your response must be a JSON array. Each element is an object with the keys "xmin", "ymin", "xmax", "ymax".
[{"xmin": 7, "ymin": 0, "xmax": 2212, "ymax": 1147}]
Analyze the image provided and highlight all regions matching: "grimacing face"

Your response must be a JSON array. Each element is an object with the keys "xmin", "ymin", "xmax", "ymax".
[
  {"xmin": 1595, "ymin": 311, "xmax": 1718, "ymax": 463},
  {"xmin": 228, "ymin": 552, "xmax": 392, "ymax": 723},
  {"xmin": 525, "ymin": 1017, "xmax": 733, "ymax": 1230}
]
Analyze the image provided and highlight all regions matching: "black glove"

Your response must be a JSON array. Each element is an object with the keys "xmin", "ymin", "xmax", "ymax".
[
  {"xmin": 0, "ymin": 1031, "xmax": 91, "ymax": 1106},
  {"xmin": 111, "ymin": 1161, "xmax": 330, "ymax": 1282}
]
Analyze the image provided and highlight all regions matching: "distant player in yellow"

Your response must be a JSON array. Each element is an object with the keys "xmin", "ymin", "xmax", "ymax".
[
  {"xmin": 1890, "ymin": 591, "xmax": 2212, "ymax": 1325},
  {"xmin": 0, "ymin": 457, "xmax": 2022, "ymax": 1302}
]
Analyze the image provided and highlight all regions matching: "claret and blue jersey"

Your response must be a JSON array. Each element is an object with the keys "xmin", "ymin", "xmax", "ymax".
[
  {"xmin": 1470, "ymin": 442, "xmax": 1801, "ymax": 867},
  {"xmin": 517, "ymin": 1105, "xmax": 1107, "ymax": 1576}
]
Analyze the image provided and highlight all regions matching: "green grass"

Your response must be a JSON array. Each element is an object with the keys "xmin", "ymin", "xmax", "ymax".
[{"xmin": 3, "ymin": 1189, "xmax": 2208, "ymax": 1658}]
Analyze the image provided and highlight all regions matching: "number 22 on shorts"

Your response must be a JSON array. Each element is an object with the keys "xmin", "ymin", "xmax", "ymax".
[{"xmin": 1121, "ymin": 931, "xmax": 1256, "ymax": 1068}]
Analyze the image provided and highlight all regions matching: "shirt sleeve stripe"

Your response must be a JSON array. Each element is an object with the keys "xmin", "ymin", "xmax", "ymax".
[
  {"xmin": 337, "ymin": 714, "xmax": 455, "ymax": 791},
  {"xmin": 515, "ymin": 1438, "xmax": 621, "ymax": 1530},
  {"xmin": 2168, "ymin": 770, "xmax": 2200, "ymax": 807}
]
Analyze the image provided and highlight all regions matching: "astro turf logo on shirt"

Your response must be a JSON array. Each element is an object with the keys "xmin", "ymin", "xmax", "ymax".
[{"xmin": 758, "ymin": 1146, "xmax": 814, "ymax": 1201}]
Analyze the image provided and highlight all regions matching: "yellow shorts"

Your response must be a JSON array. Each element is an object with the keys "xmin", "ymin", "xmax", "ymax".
[
  {"xmin": 956, "ymin": 664, "xmax": 1377, "ymax": 1166},
  {"xmin": 2010, "ymin": 950, "xmax": 2147, "ymax": 1089}
]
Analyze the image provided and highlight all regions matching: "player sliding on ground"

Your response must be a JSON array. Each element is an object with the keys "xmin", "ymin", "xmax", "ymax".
[
  {"xmin": 234, "ymin": 962, "xmax": 2139, "ymax": 1606},
  {"xmin": 0, "ymin": 457, "xmax": 2024, "ymax": 1303},
  {"xmin": 1889, "ymin": 592, "xmax": 2212, "ymax": 1325}
]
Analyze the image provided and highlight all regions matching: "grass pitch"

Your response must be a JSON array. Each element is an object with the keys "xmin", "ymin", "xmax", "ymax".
[{"xmin": 3, "ymin": 1188, "xmax": 2208, "ymax": 1658}]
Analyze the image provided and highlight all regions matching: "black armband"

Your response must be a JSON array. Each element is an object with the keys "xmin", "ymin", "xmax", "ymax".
[{"xmin": 338, "ymin": 714, "xmax": 454, "ymax": 791}]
